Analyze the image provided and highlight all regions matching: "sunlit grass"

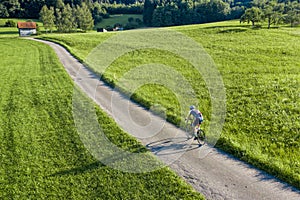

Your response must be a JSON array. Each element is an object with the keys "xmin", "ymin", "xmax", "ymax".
[
  {"xmin": 0, "ymin": 37, "xmax": 204, "ymax": 199},
  {"xmin": 37, "ymin": 20, "xmax": 300, "ymax": 188}
]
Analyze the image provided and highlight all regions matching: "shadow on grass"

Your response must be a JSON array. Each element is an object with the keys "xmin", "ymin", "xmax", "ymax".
[
  {"xmin": 50, "ymin": 161, "xmax": 105, "ymax": 176},
  {"xmin": 217, "ymin": 28, "xmax": 248, "ymax": 34},
  {"xmin": 201, "ymin": 24, "xmax": 252, "ymax": 30},
  {"xmin": 0, "ymin": 30, "xmax": 18, "ymax": 35}
]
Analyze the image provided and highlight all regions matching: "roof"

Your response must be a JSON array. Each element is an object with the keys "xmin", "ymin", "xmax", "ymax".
[{"xmin": 17, "ymin": 22, "xmax": 37, "ymax": 29}]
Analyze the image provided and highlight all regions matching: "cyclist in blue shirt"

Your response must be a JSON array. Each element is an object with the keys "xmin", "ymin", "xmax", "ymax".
[{"xmin": 186, "ymin": 105, "xmax": 204, "ymax": 139}]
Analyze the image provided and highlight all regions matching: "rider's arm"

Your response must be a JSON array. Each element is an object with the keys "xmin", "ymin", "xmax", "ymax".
[{"xmin": 185, "ymin": 111, "xmax": 191, "ymax": 121}]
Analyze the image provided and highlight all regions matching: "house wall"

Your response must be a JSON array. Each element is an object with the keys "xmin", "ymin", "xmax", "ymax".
[{"xmin": 19, "ymin": 29, "xmax": 37, "ymax": 37}]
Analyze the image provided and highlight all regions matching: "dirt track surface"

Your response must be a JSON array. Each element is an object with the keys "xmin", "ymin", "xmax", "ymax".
[{"xmin": 34, "ymin": 38, "xmax": 300, "ymax": 200}]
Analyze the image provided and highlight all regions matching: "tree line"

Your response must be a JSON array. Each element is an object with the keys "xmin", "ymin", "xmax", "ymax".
[
  {"xmin": 240, "ymin": 0, "xmax": 300, "ymax": 28},
  {"xmin": 0, "ymin": 0, "xmax": 143, "ymax": 19},
  {"xmin": 40, "ymin": 2, "xmax": 94, "ymax": 32},
  {"xmin": 1, "ymin": 0, "xmax": 299, "ymax": 29},
  {"xmin": 143, "ymin": 0, "xmax": 300, "ymax": 27}
]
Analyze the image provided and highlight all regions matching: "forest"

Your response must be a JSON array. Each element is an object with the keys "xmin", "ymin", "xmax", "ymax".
[{"xmin": 1, "ymin": 0, "xmax": 300, "ymax": 29}]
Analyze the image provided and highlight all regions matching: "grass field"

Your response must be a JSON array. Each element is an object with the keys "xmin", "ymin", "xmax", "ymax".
[
  {"xmin": 0, "ymin": 34, "xmax": 204, "ymax": 199},
  {"xmin": 37, "ymin": 21, "xmax": 300, "ymax": 188},
  {"xmin": 94, "ymin": 14, "xmax": 143, "ymax": 29}
]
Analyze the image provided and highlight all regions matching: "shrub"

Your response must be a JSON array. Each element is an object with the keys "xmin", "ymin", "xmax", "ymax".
[
  {"xmin": 124, "ymin": 22, "xmax": 139, "ymax": 30},
  {"xmin": 5, "ymin": 20, "xmax": 16, "ymax": 27},
  {"xmin": 135, "ymin": 18, "xmax": 143, "ymax": 25},
  {"xmin": 128, "ymin": 17, "xmax": 134, "ymax": 23}
]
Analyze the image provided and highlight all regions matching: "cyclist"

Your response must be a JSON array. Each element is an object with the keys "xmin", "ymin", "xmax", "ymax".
[{"xmin": 186, "ymin": 105, "xmax": 203, "ymax": 139}]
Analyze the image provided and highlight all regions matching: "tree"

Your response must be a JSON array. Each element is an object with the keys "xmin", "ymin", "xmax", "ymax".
[
  {"xmin": 55, "ymin": 4, "xmax": 76, "ymax": 33},
  {"xmin": 240, "ymin": 7, "xmax": 263, "ymax": 27},
  {"xmin": 0, "ymin": 0, "xmax": 21, "ymax": 17},
  {"xmin": 195, "ymin": 0, "xmax": 231, "ymax": 23},
  {"xmin": 40, "ymin": 5, "xmax": 55, "ymax": 33},
  {"xmin": 143, "ymin": 0, "xmax": 157, "ymax": 26},
  {"xmin": 92, "ymin": 2, "xmax": 108, "ymax": 24},
  {"xmin": 56, "ymin": 0, "xmax": 64, "ymax": 9},
  {"xmin": 263, "ymin": 1, "xmax": 284, "ymax": 29},
  {"xmin": 21, "ymin": 0, "xmax": 46, "ymax": 18},
  {"xmin": 0, "ymin": 3, "xmax": 9, "ymax": 17},
  {"xmin": 283, "ymin": 1, "xmax": 300, "ymax": 27},
  {"xmin": 76, "ymin": 3, "xmax": 94, "ymax": 31}
]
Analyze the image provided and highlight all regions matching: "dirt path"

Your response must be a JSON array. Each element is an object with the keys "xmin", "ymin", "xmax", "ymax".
[{"xmin": 34, "ymin": 38, "xmax": 300, "ymax": 200}]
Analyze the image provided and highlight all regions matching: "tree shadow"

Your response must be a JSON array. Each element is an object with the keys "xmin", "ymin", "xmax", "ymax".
[
  {"xmin": 201, "ymin": 24, "xmax": 252, "ymax": 30},
  {"xmin": 50, "ymin": 161, "xmax": 105, "ymax": 176},
  {"xmin": 217, "ymin": 28, "xmax": 248, "ymax": 34}
]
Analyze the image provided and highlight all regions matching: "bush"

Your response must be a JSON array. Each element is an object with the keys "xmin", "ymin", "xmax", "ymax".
[
  {"xmin": 5, "ymin": 20, "xmax": 16, "ymax": 27},
  {"xmin": 135, "ymin": 18, "xmax": 143, "ymax": 25},
  {"xmin": 124, "ymin": 22, "xmax": 139, "ymax": 30},
  {"xmin": 105, "ymin": 26, "xmax": 113, "ymax": 31},
  {"xmin": 128, "ymin": 17, "xmax": 134, "ymax": 23}
]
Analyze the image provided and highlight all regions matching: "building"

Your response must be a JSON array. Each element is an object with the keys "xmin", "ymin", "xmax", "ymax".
[{"xmin": 17, "ymin": 22, "xmax": 37, "ymax": 37}]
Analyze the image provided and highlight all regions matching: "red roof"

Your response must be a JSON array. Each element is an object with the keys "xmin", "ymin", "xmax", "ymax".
[{"xmin": 17, "ymin": 22, "xmax": 36, "ymax": 29}]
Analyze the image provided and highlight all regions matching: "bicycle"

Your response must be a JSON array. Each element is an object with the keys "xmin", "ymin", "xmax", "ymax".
[{"xmin": 185, "ymin": 119, "xmax": 206, "ymax": 145}]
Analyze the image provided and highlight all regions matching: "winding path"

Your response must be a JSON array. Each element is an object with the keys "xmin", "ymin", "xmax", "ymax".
[{"xmin": 33, "ymin": 38, "xmax": 300, "ymax": 200}]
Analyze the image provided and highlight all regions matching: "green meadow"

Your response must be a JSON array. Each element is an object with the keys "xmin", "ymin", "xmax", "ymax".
[
  {"xmin": 94, "ymin": 14, "xmax": 143, "ymax": 29},
  {"xmin": 37, "ymin": 20, "xmax": 300, "ymax": 188},
  {"xmin": 0, "ymin": 33, "xmax": 204, "ymax": 198}
]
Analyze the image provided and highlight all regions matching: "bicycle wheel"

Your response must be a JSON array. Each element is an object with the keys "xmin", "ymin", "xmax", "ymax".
[{"xmin": 196, "ymin": 129, "xmax": 206, "ymax": 145}]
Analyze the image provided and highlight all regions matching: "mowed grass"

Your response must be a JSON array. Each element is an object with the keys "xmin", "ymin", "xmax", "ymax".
[
  {"xmin": 0, "ymin": 37, "xmax": 204, "ymax": 199},
  {"xmin": 39, "ymin": 32, "xmax": 115, "ymax": 61},
  {"xmin": 37, "ymin": 20, "xmax": 300, "ymax": 188},
  {"xmin": 177, "ymin": 23, "xmax": 300, "ymax": 187}
]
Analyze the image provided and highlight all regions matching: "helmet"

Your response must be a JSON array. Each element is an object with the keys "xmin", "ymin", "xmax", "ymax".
[{"xmin": 190, "ymin": 105, "xmax": 195, "ymax": 110}]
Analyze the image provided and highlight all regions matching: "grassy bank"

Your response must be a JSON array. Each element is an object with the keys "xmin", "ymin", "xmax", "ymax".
[
  {"xmin": 0, "ymin": 37, "xmax": 204, "ymax": 199},
  {"xmin": 37, "ymin": 21, "xmax": 300, "ymax": 188}
]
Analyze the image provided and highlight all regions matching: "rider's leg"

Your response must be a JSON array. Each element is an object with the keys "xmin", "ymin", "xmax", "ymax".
[{"xmin": 193, "ymin": 119, "xmax": 200, "ymax": 137}]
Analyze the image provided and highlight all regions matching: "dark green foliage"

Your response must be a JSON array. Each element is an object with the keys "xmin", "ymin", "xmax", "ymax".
[
  {"xmin": 262, "ymin": 2, "xmax": 284, "ymax": 29},
  {"xmin": 4, "ymin": 19, "xmax": 15, "ymax": 27},
  {"xmin": 240, "ymin": 6, "xmax": 263, "ymax": 26},
  {"xmin": 195, "ymin": 0, "xmax": 231, "ymax": 23},
  {"xmin": 124, "ymin": 17, "xmax": 143, "ymax": 29},
  {"xmin": 39, "ymin": 5, "xmax": 55, "ymax": 33},
  {"xmin": 128, "ymin": 16, "xmax": 134, "ymax": 22},
  {"xmin": 240, "ymin": 0, "xmax": 300, "ymax": 28},
  {"xmin": 0, "ymin": 0, "xmax": 21, "ymax": 17},
  {"xmin": 0, "ymin": 3, "xmax": 9, "ymax": 17},
  {"xmin": 148, "ymin": 0, "xmax": 233, "ymax": 27},
  {"xmin": 283, "ymin": 1, "xmax": 300, "ymax": 27},
  {"xmin": 0, "ymin": 1, "xmax": 142, "ymax": 19},
  {"xmin": 143, "ymin": 0, "xmax": 156, "ymax": 25},
  {"xmin": 55, "ymin": 4, "xmax": 77, "ymax": 33},
  {"xmin": 76, "ymin": 3, "xmax": 94, "ymax": 31},
  {"xmin": 92, "ymin": 2, "xmax": 107, "ymax": 24},
  {"xmin": 104, "ymin": 3, "xmax": 144, "ymax": 15},
  {"xmin": 135, "ymin": 17, "xmax": 142, "ymax": 24}
]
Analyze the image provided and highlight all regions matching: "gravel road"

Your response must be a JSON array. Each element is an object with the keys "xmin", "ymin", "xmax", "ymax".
[{"xmin": 34, "ymin": 38, "xmax": 300, "ymax": 200}]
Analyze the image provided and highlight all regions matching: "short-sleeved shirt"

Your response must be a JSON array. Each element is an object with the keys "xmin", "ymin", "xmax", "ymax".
[{"xmin": 189, "ymin": 109, "xmax": 203, "ymax": 120}]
